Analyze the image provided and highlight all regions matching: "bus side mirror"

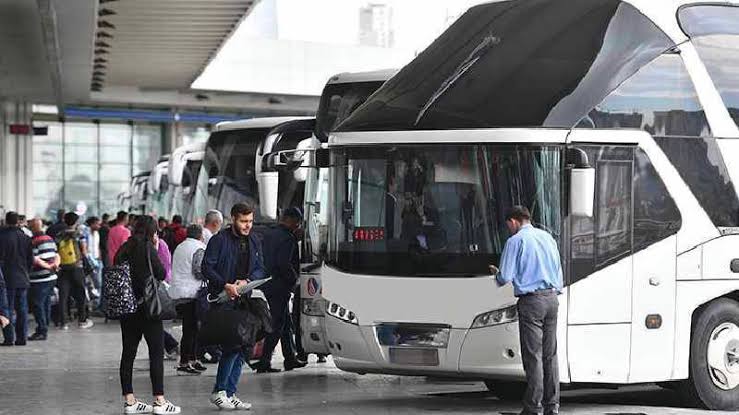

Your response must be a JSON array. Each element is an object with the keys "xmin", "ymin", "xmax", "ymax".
[
  {"xmin": 316, "ymin": 149, "xmax": 330, "ymax": 168},
  {"xmin": 570, "ymin": 167, "xmax": 595, "ymax": 217},
  {"xmin": 257, "ymin": 171, "xmax": 279, "ymax": 221}
]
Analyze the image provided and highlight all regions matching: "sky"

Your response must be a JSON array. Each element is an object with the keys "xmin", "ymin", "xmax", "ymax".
[{"xmin": 192, "ymin": 0, "xmax": 486, "ymax": 96}]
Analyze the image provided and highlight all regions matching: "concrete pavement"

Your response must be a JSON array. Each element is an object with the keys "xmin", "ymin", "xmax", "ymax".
[{"xmin": 0, "ymin": 318, "xmax": 733, "ymax": 415}]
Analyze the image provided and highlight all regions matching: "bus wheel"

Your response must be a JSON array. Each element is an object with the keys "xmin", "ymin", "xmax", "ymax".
[
  {"xmin": 484, "ymin": 381, "xmax": 526, "ymax": 401},
  {"xmin": 683, "ymin": 298, "xmax": 739, "ymax": 410}
]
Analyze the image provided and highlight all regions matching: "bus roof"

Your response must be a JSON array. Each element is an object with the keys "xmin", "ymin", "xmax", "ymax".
[
  {"xmin": 325, "ymin": 69, "xmax": 399, "ymax": 86},
  {"xmin": 215, "ymin": 117, "xmax": 313, "ymax": 132}
]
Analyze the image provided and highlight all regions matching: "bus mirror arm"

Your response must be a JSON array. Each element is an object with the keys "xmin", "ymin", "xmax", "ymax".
[{"xmin": 268, "ymin": 148, "xmax": 332, "ymax": 170}]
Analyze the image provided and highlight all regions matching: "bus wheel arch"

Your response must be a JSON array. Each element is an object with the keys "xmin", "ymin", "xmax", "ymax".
[{"xmin": 682, "ymin": 296, "xmax": 739, "ymax": 410}]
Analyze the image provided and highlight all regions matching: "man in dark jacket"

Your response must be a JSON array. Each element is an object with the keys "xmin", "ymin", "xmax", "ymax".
[
  {"xmin": 46, "ymin": 209, "xmax": 66, "ymax": 239},
  {"xmin": 203, "ymin": 203, "xmax": 265, "ymax": 411},
  {"xmin": 0, "ymin": 211, "xmax": 34, "ymax": 346},
  {"xmin": 253, "ymin": 207, "xmax": 307, "ymax": 373}
]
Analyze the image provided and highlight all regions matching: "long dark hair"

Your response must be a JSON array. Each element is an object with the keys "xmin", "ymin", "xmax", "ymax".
[{"xmin": 133, "ymin": 215, "xmax": 158, "ymax": 241}]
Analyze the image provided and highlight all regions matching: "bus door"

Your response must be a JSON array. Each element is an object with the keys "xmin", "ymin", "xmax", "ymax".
[{"xmin": 565, "ymin": 130, "xmax": 637, "ymax": 383}]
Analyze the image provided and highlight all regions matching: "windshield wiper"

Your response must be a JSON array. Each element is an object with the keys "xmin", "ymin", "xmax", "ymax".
[{"xmin": 415, "ymin": 34, "xmax": 500, "ymax": 126}]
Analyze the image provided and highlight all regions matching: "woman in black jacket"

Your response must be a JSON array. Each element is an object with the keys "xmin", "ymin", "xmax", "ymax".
[{"xmin": 114, "ymin": 216, "xmax": 181, "ymax": 414}]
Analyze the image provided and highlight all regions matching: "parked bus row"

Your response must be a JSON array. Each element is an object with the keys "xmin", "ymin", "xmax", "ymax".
[{"xmin": 121, "ymin": 0, "xmax": 739, "ymax": 410}]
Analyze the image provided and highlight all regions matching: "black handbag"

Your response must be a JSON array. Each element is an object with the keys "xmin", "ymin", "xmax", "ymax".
[
  {"xmin": 194, "ymin": 281, "xmax": 210, "ymax": 321},
  {"xmin": 198, "ymin": 303, "xmax": 251, "ymax": 347},
  {"xmin": 141, "ymin": 245, "xmax": 177, "ymax": 321}
]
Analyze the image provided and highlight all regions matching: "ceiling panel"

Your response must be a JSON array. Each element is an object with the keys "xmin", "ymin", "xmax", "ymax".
[{"xmin": 93, "ymin": 0, "xmax": 258, "ymax": 90}]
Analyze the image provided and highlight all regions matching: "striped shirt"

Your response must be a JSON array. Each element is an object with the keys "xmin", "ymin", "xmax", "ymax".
[{"xmin": 31, "ymin": 233, "xmax": 58, "ymax": 283}]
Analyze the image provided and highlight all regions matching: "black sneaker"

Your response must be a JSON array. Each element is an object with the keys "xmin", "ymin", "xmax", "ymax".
[
  {"xmin": 176, "ymin": 364, "xmax": 201, "ymax": 376},
  {"xmin": 317, "ymin": 355, "xmax": 328, "ymax": 364},
  {"xmin": 192, "ymin": 361, "xmax": 207, "ymax": 372},
  {"xmin": 252, "ymin": 363, "xmax": 281, "ymax": 374},
  {"xmin": 284, "ymin": 359, "xmax": 308, "ymax": 371},
  {"xmin": 28, "ymin": 333, "xmax": 47, "ymax": 341}
]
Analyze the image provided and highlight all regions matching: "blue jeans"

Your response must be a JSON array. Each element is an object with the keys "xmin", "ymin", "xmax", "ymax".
[
  {"xmin": 0, "ymin": 285, "xmax": 9, "ymax": 327},
  {"xmin": 90, "ymin": 258, "xmax": 103, "ymax": 309},
  {"xmin": 30, "ymin": 281, "xmax": 55, "ymax": 336},
  {"xmin": 213, "ymin": 347, "xmax": 246, "ymax": 397},
  {"xmin": 2, "ymin": 288, "xmax": 28, "ymax": 344}
]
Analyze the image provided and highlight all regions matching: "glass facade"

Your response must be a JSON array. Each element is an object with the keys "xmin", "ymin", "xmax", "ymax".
[{"xmin": 32, "ymin": 121, "xmax": 163, "ymax": 220}]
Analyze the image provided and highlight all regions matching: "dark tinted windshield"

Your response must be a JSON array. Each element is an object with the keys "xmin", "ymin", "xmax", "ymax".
[
  {"xmin": 201, "ymin": 128, "xmax": 270, "ymax": 223},
  {"xmin": 315, "ymin": 81, "xmax": 387, "ymax": 140},
  {"xmin": 328, "ymin": 144, "xmax": 562, "ymax": 277},
  {"xmin": 273, "ymin": 130, "xmax": 313, "ymax": 213},
  {"xmin": 337, "ymin": 0, "xmax": 673, "ymax": 132},
  {"xmin": 182, "ymin": 159, "xmax": 202, "ymax": 189}
]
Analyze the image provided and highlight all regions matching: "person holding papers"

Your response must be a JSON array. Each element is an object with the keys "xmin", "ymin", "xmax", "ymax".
[{"xmin": 203, "ymin": 203, "xmax": 265, "ymax": 411}]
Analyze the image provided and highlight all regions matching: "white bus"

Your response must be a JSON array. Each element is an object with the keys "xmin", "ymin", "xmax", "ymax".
[
  {"xmin": 169, "ymin": 142, "xmax": 206, "ymax": 219},
  {"xmin": 146, "ymin": 155, "xmax": 171, "ymax": 218},
  {"xmin": 263, "ymin": 70, "xmax": 397, "ymax": 357},
  {"xmin": 187, "ymin": 117, "xmax": 310, "ymax": 226},
  {"xmin": 319, "ymin": 0, "xmax": 739, "ymax": 410},
  {"xmin": 129, "ymin": 171, "xmax": 150, "ymax": 214}
]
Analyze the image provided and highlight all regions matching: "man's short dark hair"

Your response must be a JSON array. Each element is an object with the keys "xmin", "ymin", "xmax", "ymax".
[
  {"xmin": 231, "ymin": 203, "xmax": 254, "ymax": 219},
  {"xmin": 172, "ymin": 215, "xmax": 183, "ymax": 225},
  {"xmin": 18, "ymin": 215, "xmax": 26, "ymax": 222},
  {"xmin": 281, "ymin": 207, "xmax": 303, "ymax": 222},
  {"xmin": 5, "ymin": 211, "xmax": 19, "ymax": 226},
  {"xmin": 186, "ymin": 224, "xmax": 203, "ymax": 240},
  {"xmin": 63, "ymin": 212, "xmax": 79, "ymax": 226},
  {"xmin": 86, "ymin": 216, "xmax": 100, "ymax": 226},
  {"xmin": 116, "ymin": 211, "xmax": 128, "ymax": 223},
  {"xmin": 505, "ymin": 205, "xmax": 531, "ymax": 222},
  {"xmin": 102, "ymin": 213, "xmax": 110, "ymax": 222}
]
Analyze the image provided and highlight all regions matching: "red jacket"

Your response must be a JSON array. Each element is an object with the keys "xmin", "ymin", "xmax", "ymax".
[{"xmin": 164, "ymin": 223, "xmax": 187, "ymax": 252}]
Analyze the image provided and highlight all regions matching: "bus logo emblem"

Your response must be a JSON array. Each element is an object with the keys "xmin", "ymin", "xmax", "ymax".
[{"xmin": 307, "ymin": 278, "xmax": 319, "ymax": 296}]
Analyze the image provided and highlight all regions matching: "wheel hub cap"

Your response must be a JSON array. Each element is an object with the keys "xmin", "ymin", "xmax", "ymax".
[{"xmin": 707, "ymin": 322, "xmax": 739, "ymax": 390}]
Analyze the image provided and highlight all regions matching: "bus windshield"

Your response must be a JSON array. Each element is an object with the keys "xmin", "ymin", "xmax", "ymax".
[
  {"xmin": 328, "ymin": 145, "xmax": 562, "ymax": 277},
  {"xmin": 198, "ymin": 128, "xmax": 271, "ymax": 223},
  {"xmin": 178, "ymin": 159, "xmax": 202, "ymax": 217},
  {"xmin": 315, "ymin": 81, "xmax": 387, "ymax": 140}
]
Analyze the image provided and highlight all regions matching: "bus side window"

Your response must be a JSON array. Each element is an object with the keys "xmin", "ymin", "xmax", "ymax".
[
  {"xmin": 570, "ymin": 146, "xmax": 634, "ymax": 283},
  {"xmin": 632, "ymin": 149, "xmax": 681, "ymax": 251}
]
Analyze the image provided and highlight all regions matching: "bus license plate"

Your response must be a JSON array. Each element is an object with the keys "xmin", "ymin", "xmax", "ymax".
[{"xmin": 389, "ymin": 347, "xmax": 439, "ymax": 366}]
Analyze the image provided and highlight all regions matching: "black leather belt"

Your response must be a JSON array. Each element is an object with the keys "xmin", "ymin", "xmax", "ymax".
[{"xmin": 519, "ymin": 288, "xmax": 558, "ymax": 297}]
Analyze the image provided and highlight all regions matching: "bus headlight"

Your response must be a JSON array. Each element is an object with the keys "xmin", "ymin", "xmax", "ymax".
[
  {"xmin": 471, "ymin": 305, "xmax": 518, "ymax": 329},
  {"xmin": 302, "ymin": 298, "xmax": 326, "ymax": 316},
  {"xmin": 327, "ymin": 301, "xmax": 358, "ymax": 325}
]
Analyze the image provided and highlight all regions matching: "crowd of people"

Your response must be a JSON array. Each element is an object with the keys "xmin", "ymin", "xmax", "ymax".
[{"xmin": 0, "ymin": 203, "xmax": 321, "ymax": 414}]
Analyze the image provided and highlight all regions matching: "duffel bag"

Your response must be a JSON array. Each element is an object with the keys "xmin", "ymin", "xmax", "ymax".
[{"xmin": 198, "ymin": 304, "xmax": 252, "ymax": 348}]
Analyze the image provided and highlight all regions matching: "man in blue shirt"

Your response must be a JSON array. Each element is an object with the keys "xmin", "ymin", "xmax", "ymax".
[{"xmin": 496, "ymin": 206, "xmax": 562, "ymax": 415}]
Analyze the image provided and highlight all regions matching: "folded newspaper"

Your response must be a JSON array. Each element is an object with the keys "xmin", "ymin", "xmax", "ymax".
[{"xmin": 208, "ymin": 277, "xmax": 272, "ymax": 304}]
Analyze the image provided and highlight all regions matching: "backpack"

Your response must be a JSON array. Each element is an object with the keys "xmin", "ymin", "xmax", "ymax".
[{"xmin": 58, "ymin": 234, "xmax": 81, "ymax": 267}]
